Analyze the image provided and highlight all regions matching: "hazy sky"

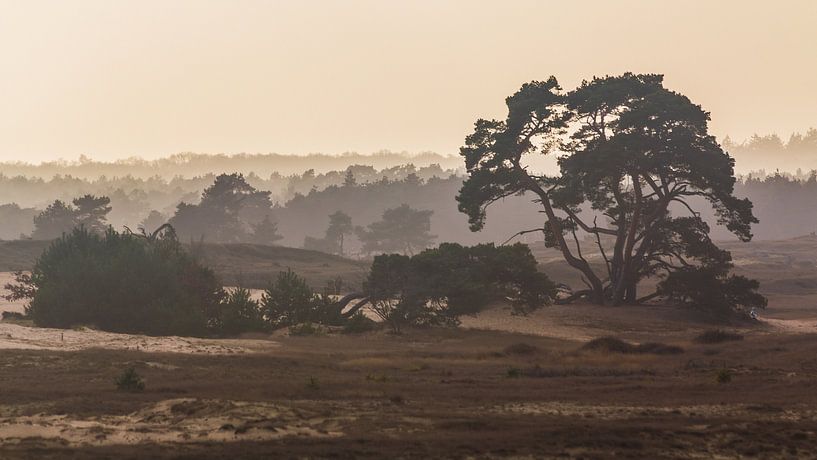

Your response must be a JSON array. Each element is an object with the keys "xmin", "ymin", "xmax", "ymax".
[{"xmin": 1, "ymin": 0, "xmax": 815, "ymax": 162}]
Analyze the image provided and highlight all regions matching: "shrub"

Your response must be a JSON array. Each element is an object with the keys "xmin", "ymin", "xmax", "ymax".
[
  {"xmin": 659, "ymin": 267, "xmax": 767, "ymax": 318},
  {"xmin": 216, "ymin": 286, "xmax": 266, "ymax": 335},
  {"xmin": 116, "ymin": 367, "xmax": 145, "ymax": 392},
  {"xmin": 581, "ymin": 337, "xmax": 636, "ymax": 353},
  {"xmin": 694, "ymin": 329, "xmax": 744, "ymax": 344},
  {"xmin": 510, "ymin": 365, "xmax": 655, "ymax": 378},
  {"xmin": 716, "ymin": 368, "xmax": 733, "ymax": 384},
  {"xmin": 342, "ymin": 312, "xmax": 378, "ymax": 334},
  {"xmin": 261, "ymin": 269, "xmax": 320, "ymax": 328},
  {"xmin": 363, "ymin": 243, "xmax": 555, "ymax": 332},
  {"xmin": 504, "ymin": 342, "xmax": 539, "ymax": 356},
  {"xmin": 581, "ymin": 337, "xmax": 683, "ymax": 355},
  {"xmin": 4, "ymin": 227, "xmax": 223, "ymax": 336},
  {"xmin": 288, "ymin": 322, "xmax": 326, "ymax": 336}
]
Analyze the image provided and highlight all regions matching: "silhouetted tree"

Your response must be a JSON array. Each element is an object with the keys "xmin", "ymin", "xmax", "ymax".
[
  {"xmin": 357, "ymin": 204, "xmax": 436, "ymax": 255},
  {"xmin": 139, "ymin": 210, "xmax": 167, "ymax": 234},
  {"xmin": 326, "ymin": 211, "xmax": 353, "ymax": 255},
  {"xmin": 72, "ymin": 194, "xmax": 112, "ymax": 234},
  {"xmin": 303, "ymin": 210, "xmax": 354, "ymax": 255},
  {"xmin": 343, "ymin": 168, "xmax": 357, "ymax": 187},
  {"xmin": 251, "ymin": 215, "xmax": 284, "ymax": 245},
  {"xmin": 457, "ymin": 73, "xmax": 764, "ymax": 311},
  {"xmin": 31, "ymin": 200, "xmax": 77, "ymax": 240},
  {"xmin": 169, "ymin": 173, "xmax": 273, "ymax": 242}
]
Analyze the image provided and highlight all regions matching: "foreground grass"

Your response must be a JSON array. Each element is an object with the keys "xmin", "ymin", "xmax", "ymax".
[{"xmin": 0, "ymin": 327, "xmax": 816, "ymax": 458}]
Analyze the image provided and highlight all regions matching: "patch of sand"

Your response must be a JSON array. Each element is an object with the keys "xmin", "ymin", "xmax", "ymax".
[
  {"xmin": 0, "ymin": 323, "xmax": 277, "ymax": 354},
  {"xmin": 761, "ymin": 318, "xmax": 817, "ymax": 334},
  {"xmin": 0, "ymin": 398, "xmax": 344, "ymax": 446}
]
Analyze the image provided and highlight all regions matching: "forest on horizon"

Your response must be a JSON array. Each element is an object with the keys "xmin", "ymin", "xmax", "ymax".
[{"xmin": 1, "ymin": 130, "xmax": 817, "ymax": 250}]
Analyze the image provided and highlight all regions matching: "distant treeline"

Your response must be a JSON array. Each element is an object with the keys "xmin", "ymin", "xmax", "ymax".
[
  {"xmin": 2, "ymin": 157, "xmax": 817, "ymax": 245},
  {"xmin": 726, "ymin": 128, "xmax": 817, "ymax": 174},
  {"xmin": 0, "ymin": 163, "xmax": 456, "ymax": 240},
  {"xmin": 0, "ymin": 151, "xmax": 462, "ymax": 180}
]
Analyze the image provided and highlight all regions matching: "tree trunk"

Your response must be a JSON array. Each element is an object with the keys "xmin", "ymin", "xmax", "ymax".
[{"xmin": 624, "ymin": 283, "xmax": 637, "ymax": 304}]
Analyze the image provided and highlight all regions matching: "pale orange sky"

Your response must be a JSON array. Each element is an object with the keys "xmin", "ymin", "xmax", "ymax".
[{"xmin": 1, "ymin": 0, "xmax": 815, "ymax": 163}]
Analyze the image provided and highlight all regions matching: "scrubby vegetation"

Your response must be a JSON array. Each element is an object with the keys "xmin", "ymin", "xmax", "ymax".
[
  {"xmin": 360, "ymin": 243, "xmax": 555, "ymax": 332},
  {"xmin": 215, "ymin": 286, "xmax": 266, "ymax": 336},
  {"xmin": 4, "ymin": 226, "xmax": 223, "ymax": 336},
  {"xmin": 115, "ymin": 367, "xmax": 146, "ymax": 392},
  {"xmin": 581, "ymin": 337, "xmax": 683, "ymax": 355},
  {"xmin": 694, "ymin": 329, "xmax": 745, "ymax": 344},
  {"xmin": 4, "ymin": 223, "xmax": 554, "ymax": 337}
]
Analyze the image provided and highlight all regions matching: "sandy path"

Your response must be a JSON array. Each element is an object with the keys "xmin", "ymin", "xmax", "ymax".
[{"xmin": 0, "ymin": 322, "xmax": 277, "ymax": 354}]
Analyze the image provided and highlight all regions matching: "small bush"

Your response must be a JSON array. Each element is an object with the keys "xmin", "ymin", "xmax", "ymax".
[
  {"xmin": 306, "ymin": 376, "xmax": 319, "ymax": 390},
  {"xmin": 262, "ymin": 269, "xmax": 321, "ymax": 329},
  {"xmin": 716, "ymin": 368, "xmax": 733, "ymax": 384},
  {"xmin": 694, "ymin": 329, "xmax": 744, "ymax": 344},
  {"xmin": 288, "ymin": 322, "xmax": 326, "ymax": 336},
  {"xmin": 217, "ymin": 286, "xmax": 266, "ymax": 335},
  {"xmin": 635, "ymin": 342, "xmax": 685, "ymax": 355},
  {"xmin": 581, "ymin": 337, "xmax": 683, "ymax": 355},
  {"xmin": 341, "ymin": 312, "xmax": 378, "ymax": 334},
  {"xmin": 510, "ymin": 365, "xmax": 655, "ymax": 378},
  {"xmin": 504, "ymin": 342, "xmax": 539, "ymax": 356},
  {"xmin": 582, "ymin": 337, "xmax": 636, "ymax": 353},
  {"xmin": 115, "ymin": 367, "xmax": 145, "ymax": 392},
  {"xmin": 365, "ymin": 373, "xmax": 389, "ymax": 383},
  {"xmin": 506, "ymin": 367, "xmax": 522, "ymax": 378}
]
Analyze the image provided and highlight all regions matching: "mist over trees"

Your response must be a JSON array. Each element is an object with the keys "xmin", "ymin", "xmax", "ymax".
[
  {"xmin": 2, "ymin": 146, "xmax": 817, "ymax": 246},
  {"xmin": 357, "ymin": 204, "xmax": 436, "ymax": 256},
  {"xmin": 31, "ymin": 195, "xmax": 111, "ymax": 240},
  {"xmin": 0, "ymin": 151, "xmax": 461, "ymax": 180},
  {"xmin": 169, "ymin": 173, "xmax": 276, "ymax": 243},
  {"xmin": 725, "ymin": 128, "xmax": 817, "ymax": 173}
]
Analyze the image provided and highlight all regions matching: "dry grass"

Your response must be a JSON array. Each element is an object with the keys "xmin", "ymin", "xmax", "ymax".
[{"xmin": 0, "ymin": 328, "xmax": 815, "ymax": 458}]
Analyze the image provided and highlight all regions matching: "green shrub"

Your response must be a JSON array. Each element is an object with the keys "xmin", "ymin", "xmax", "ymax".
[
  {"xmin": 261, "ymin": 269, "xmax": 319, "ymax": 328},
  {"xmin": 716, "ymin": 368, "xmax": 733, "ymax": 384},
  {"xmin": 506, "ymin": 367, "xmax": 522, "ymax": 378},
  {"xmin": 216, "ymin": 286, "xmax": 266, "ymax": 335},
  {"xmin": 4, "ymin": 227, "xmax": 223, "ymax": 336},
  {"xmin": 116, "ymin": 367, "xmax": 145, "ymax": 392}
]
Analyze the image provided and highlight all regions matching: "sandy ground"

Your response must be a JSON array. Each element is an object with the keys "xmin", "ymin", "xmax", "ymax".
[
  {"xmin": 0, "ymin": 398, "xmax": 342, "ymax": 447},
  {"xmin": 0, "ymin": 322, "xmax": 277, "ymax": 354}
]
